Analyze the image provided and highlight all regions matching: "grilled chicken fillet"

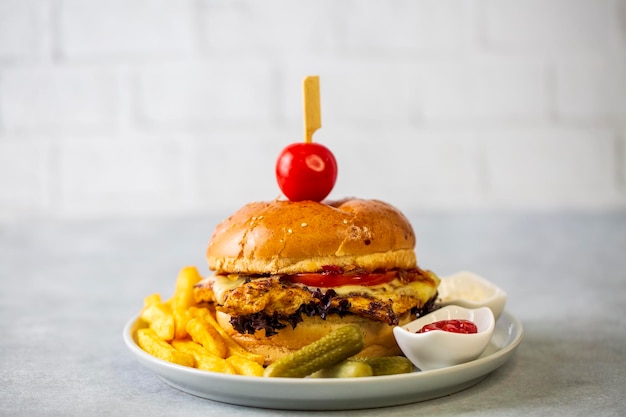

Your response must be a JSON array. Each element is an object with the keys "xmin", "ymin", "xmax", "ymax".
[{"xmin": 194, "ymin": 267, "xmax": 439, "ymax": 335}]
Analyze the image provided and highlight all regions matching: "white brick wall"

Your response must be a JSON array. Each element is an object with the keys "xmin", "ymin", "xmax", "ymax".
[
  {"xmin": 0, "ymin": 139, "xmax": 51, "ymax": 216},
  {"xmin": 0, "ymin": 0, "xmax": 51, "ymax": 61},
  {"xmin": 55, "ymin": 136, "xmax": 189, "ymax": 216},
  {"xmin": 58, "ymin": 0, "xmax": 197, "ymax": 58},
  {"xmin": 136, "ymin": 62, "xmax": 274, "ymax": 128},
  {"xmin": 556, "ymin": 57, "xmax": 626, "ymax": 123},
  {"xmin": 200, "ymin": 0, "xmax": 339, "ymax": 52},
  {"xmin": 0, "ymin": 0, "xmax": 625, "ymax": 220},
  {"xmin": 1, "ymin": 66, "xmax": 119, "ymax": 130},
  {"xmin": 419, "ymin": 59, "xmax": 552, "ymax": 124},
  {"xmin": 483, "ymin": 0, "xmax": 618, "ymax": 52},
  {"xmin": 340, "ymin": 0, "xmax": 472, "ymax": 52}
]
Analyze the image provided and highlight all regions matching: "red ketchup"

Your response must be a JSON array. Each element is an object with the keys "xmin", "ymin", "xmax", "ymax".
[{"xmin": 418, "ymin": 319, "xmax": 478, "ymax": 334}]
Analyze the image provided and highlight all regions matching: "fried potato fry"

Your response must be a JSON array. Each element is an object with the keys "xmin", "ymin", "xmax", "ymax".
[
  {"xmin": 143, "ymin": 293, "xmax": 162, "ymax": 308},
  {"xmin": 172, "ymin": 267, "xmax": 203, "ymax": 339},
  {"xmin": 203, "ymin": 309, "xmax": 265, "ymax": 366},
  {"xmin": 171, "ymin": 340, "xmax": 235, "ymax": 374},
  {"xmin": 137, "ymin": 328, "xmax": 195, "ymax": 367},
  {"xmin": 185, "ymin": 317, "xmax": 228, "ymax": 358},
  {"xmin": 196, "ymin": 355, "xmax": 236, "ymax": 373},
  {"xmin": 140, "ymin": 301, "xmax": 175, "ymax": 341},
  {"xmin": 136, "ymin": 267, "xmax": 267, "ymax": 376},
  {"xmin": 226, "ymin": 355, "xmax": 265, "ymax": 377},
  {"xmin": 188, "ymin": 306, "xmax": 265, "ymax": 366},
  {"xmin": 187, "ymin": 306, "xmax": 204, "ymax": 318},
  {"xmin": 173, "ymin": 266, "xmax": 202, "ymax": 308},
  {"xmin": 170, "ymin": 339, "xmax": 210, "ymax": 357},
  {"xmin": 173, "ymin": 307, "xmax": 192, "ymax": 340}
]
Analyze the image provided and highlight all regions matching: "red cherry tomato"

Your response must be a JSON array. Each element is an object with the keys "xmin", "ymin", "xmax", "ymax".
[
  {"xmin": 418, "ymin": 319, "xmax": 478, "ymax": 334},
  {"xmin": 275, "ymin": 142, "xmax": 337, "ymax": 202}
]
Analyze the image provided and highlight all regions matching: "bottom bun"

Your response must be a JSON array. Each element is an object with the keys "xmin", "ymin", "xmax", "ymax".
[{"xmin": 215, "ymin": 311, "xmax": 412, "ymax": 366}]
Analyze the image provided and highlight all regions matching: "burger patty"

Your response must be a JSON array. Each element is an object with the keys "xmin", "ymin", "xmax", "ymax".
[{"xmin": 194, "ymin": 268, "xmax": 439, "ymax": 335}]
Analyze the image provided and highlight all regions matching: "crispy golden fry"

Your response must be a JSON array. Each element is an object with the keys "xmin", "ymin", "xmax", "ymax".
[
  {"xmin": 173, "ymin": 266, "xmax": 202, "ymax": 308},
  {"xmin": 137, "ymin": 328, "xmax": 195, "ymax": 367},
  {"xmin": 187, "ymin": 306, "xmax": 204, "ymax": 318},
  {"xmin": 171, "ymin": 340, "xmax": 236, "ymax": 373},
  {"xmin": 185, "ymin": 317, "xmax": 228, "ymax": 358},
  {"xmin": 143, "ymin": 293, "xmax": 162, "ymax": 308},
  {"xmin": 140, "ymin": 302, "xmax": 175, "ymax": 341},
  {"xmin": 172, "ymin": 267, "xmax": 202, "ymax": 339},
  {"xmin": 226, "ymin": 355, "xmax": 265, "ymax": 377},
  {"xmin": 207, "ymin": 312, "xmax": 265, "ymax": 365},
  {"xmin": 173, "ymin": 307, "xmax": 192, "ymax": 340},
  {"xmin": 191, "ymin": 307, "xmax": 265, "ymax": 366},
  {"xmin": 137, "ymin": 268, "xmax": 266, "ymax": 376},
  {"xmin": 171, "ymin": 339, "xmax": 210, "ymax": 357},
  {"xmin": 196, "ymin": 355, "xmax": 236, "ymax": 374}
]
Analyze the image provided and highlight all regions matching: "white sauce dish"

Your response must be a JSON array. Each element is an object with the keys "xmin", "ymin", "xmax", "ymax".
[
  {"xmin": 393, "ymin": 305, "xmax": 495, "ymax": 371},
  {"xmin": 437, "ymin": 271, "xmax": 507, "ymax": 320}
]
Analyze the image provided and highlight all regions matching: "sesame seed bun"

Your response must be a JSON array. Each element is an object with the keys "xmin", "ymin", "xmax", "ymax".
[{"xmin": 207, "ymin": 198, "xmax": 417, "ymax": 275}]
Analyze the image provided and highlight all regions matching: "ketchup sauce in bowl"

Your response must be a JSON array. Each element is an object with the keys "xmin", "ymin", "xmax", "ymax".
[{"xmin": 393, "ymin": 305, "xmax": 495, "ymax": 371}]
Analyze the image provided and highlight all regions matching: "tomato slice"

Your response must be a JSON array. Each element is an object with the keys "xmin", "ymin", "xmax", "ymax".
[{"xmin": 286, "ymin": 270, "xmax": 398, "ymax": 288}]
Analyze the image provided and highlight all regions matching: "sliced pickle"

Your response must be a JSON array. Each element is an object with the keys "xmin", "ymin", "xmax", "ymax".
[{"xmin": 263, "ymin": 325, "xmax": 364, "ymax": 378}]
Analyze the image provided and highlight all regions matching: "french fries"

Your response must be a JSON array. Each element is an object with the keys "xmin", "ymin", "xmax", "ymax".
[
  {"xmin": 185, "ymin": 316, "xmax": 228, "ymax": 358},
  {"xmin": 171, "ymin": 339, "xmax": 236, "ymax": 374},
  {"xmin": 226, "ymin": 354, "xmax": 265, "ymax": 377},
  {"xmin": 172, "ymin": 267, "xmax": 202, "ymax": 339},
  {"xmin": 140, "ymin": 296, "xmax": 175, "ymax": 340},
  {"xmin": 137, "ymin": 328, "xmax": 195, "ymax": 367},
  {"xmin": 143, "ymin": 293, "xmax": 162, "ymax": 308},
  {"xmin": 191, "ymin": 306, "xmax": 265, "ymax": 366},
  {"xmin": 135, "ymin": 266, "xmax": 264, "ymax": 376}
]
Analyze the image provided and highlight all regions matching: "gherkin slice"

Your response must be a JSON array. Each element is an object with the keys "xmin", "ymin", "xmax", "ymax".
[{"xmin": 263, "ymin": 325, "xmax": 364, "ymax": 378}]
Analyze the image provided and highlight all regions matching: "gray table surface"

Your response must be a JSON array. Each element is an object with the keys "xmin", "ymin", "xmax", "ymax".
[{"xmin": 2, "ymin": 211, "xmax": 625, "ymax": 416}]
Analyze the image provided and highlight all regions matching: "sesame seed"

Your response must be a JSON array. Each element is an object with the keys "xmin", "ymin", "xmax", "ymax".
[
  {"xmin": 288, "ymin": 228, "xmax": 293, "ymax": 233},
  {"xmin": 258, "ymin": 215, "xmax": 264, "ymax": 220},
  {"xmin": 343, "ymin": 219, "xmax": 348, "ymax": 224},
  {"xmin": 301, "ymin": 222, "xmax": 308, "ymax": 227}
]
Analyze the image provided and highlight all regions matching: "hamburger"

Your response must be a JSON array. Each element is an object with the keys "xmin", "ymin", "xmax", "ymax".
[{"xmin": 194, "ymin": 198, "xmax": 440, "ymax": 365}]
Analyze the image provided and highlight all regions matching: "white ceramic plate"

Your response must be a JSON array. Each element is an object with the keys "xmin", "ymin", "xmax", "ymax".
[{"xmin": 123, "ymin": 311, "xmax": 523, "ymax": 410}]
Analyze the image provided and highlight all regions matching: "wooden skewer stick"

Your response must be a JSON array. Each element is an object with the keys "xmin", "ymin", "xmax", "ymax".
[{"xmin": 303, "ymin": 76, "xmax": 321, "ymax": 144}]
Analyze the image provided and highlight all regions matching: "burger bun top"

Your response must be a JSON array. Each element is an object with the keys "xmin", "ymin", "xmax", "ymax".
[{"xmin": 207, "ymin": 198, "xmax": 417, "ymax": 274}]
